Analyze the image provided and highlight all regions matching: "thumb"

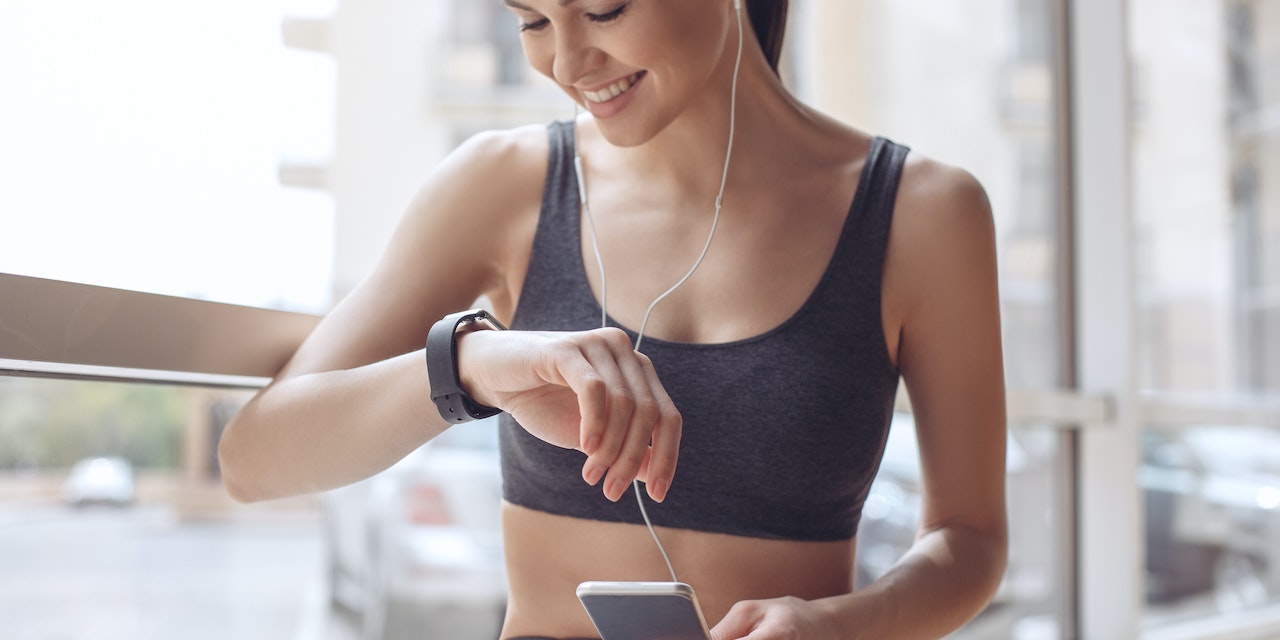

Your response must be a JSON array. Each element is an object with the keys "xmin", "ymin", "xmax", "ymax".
[{"xmin": 709, "ymin": 605, "xmax": 758, "ymax": 640}]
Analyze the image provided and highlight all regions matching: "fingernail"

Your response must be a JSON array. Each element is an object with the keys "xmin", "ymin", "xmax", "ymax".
[
  {"xmin": 583, "ymin": 463, "xmax": 605, "ymax": 486},
  {"xmin": 607, "ymin": 478, "xmax": 629, "ymax": 502},
  {"xmin": 648, "ymin": 479, "xmax": 669, "ymax": 503},
  {"xmin": 583, "ymin": 434, "xmax": 600, "ymax": 455}
]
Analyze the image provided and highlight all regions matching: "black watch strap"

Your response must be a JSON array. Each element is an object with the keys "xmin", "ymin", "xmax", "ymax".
[{"xmin": 426, "ymin": 309, "xmax": 507, "ymax": 423}]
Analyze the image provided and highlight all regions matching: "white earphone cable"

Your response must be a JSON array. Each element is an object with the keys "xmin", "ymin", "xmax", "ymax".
[
  {"xmin": 573, "ymin": 0, "xmax": 744, "ymax": 584},
  {"xmin": 633, "ymin": 2, "xmax": 743, "ymax": 354},
  {"xmin": 575, "ymin": 151, "xmax": 609, "ymax": 330}
]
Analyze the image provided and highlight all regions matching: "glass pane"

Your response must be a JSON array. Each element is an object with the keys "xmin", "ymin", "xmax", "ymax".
[
  {"xmin": 1142, "ymin": 425, "xmax": 1280, "ymax": 625},
  {"xmin": 1131, "ymin": 0, "xmax": 1280, "ymax": 396},
  {"xmin": 0, "ymin": 378, "xmax": 324, "ymax": 638},
  {"xmin": 319, "ymin": 417, "xmax": 506, "ymax": 640},
  {"xmin": 0, "ymin": 2, "xmax": 335, "ymax": 313},
  {"xmin": 0, "ymin": 374, "xmax": 506, "ymax": 640},
  {"xmin": 858, "ymin": 416, "xmax": 1068, "ymax": 639},
  {"xmin": 1130, "ymin": 0, "xmax": 1280, "ymax": 630}
]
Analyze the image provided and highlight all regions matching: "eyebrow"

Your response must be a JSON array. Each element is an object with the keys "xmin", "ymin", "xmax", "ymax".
[{"xmin": 504, "ymin": 0, "xmax": 578, "ymax": 11}]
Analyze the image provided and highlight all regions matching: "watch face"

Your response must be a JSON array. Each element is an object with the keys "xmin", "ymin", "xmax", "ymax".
[{"xmin": 457, "ymin": 311, "xmax": 507, "ymax": 333}]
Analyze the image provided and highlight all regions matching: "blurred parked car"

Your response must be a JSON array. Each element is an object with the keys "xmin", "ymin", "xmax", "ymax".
[
  {"xmin": 323, "ymin": 417, "xmax": 507, "ymax": 640},
  {"xmin": 855, "ymin": 419, "xmax": 923, "ymax": 589},
  {"xmin": 855, "ymin": 413, "xmax": 1046, "ymax": 615},
  {"xmin": 1142, "ymin": 426, "xmax": 1280, "ymax": 611},
  {"xmin": 62, "ymin": 456, "xmax": 136, "ymax": 507}
]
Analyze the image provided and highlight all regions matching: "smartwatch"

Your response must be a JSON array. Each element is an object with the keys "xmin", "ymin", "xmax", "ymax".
[{"xmin": 426, "ymin": 308, "xmax": 507, "ymax": 423}]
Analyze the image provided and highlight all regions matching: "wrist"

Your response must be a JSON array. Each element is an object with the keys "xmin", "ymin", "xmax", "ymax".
[
  {"xmin": 811, "ymin": 589, "xmax": 895, "ymax": 640},
  {"xmin": 454, "ymin": 327, "xmax": 498, "ymax": 408},
  {"xmin": 425, "ymin": 309, "xmax": 506, "ymax": 423}
]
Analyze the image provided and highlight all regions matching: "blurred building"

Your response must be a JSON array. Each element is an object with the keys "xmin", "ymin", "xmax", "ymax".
[
  {"xmin": 1130, "ymin": 0, "xmax": 1280, "ymax": 395},
  {"xmin": 277, "ymin": 0, "xmax": 565, "ymax": 300}
]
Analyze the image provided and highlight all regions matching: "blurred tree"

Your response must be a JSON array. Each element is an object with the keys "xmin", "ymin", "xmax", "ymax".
[{"xmin": 0, "ymin": 379, "xmax": 184, "ymax": 470}]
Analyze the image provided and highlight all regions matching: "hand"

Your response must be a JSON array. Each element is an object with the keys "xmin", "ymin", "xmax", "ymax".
[
  {"xmin": 711, "ymin": 597, "xmax": 840, "ymax": 640},
  {"xmin": 456, "ymin": 327, "xmax": 681, "ymax": 503}
]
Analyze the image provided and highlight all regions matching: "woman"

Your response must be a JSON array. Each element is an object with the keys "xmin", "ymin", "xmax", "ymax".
[{"xmin": 218, "ymin": 1, "xmax": 1009, "ymax": 638}]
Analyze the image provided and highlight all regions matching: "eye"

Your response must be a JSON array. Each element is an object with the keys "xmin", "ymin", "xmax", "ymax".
[
  {"xmin": 519, "ymin": 17, "xmax": 550, "ymax": 32},
  {"xmin": 586, "ymin": 3, "xmax": 628, "ymax": 24}
]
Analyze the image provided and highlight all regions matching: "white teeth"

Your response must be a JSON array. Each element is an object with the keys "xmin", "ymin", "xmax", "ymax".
[{"xmin": 583, "ymin": 73, "xmax": 639, "ymax": 104}]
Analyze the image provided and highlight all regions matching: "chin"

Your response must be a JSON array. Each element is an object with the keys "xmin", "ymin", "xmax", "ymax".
[
  {"xmin": 592, "ymin": 125, "xmax": 649, "ymax": 148},
  {"xmin": 589, "ymin": 112, "xmax": 673, "ymax": 149}
]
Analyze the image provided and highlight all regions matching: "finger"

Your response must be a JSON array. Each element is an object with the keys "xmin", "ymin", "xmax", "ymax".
[
  {"xmin": 570, "ymin": 329, "xmax": 641, "ymax": 488},
  {"xmin": 635, "ymin": 446, "xmax": 654, "ymax": 484},
  {"xmin": 597, "ymin": 396, "xmax": 658, "ymax": 503},
  {"xmin": 544, "ymin": 339, "xmax": 610, "ymax": 452},
  {"xmin": 543, "ymin": 330, "xmax": 642, "ymax": 493},
  {"xmin": 709, "ymin": 602, "xmax": 763, "ymax": 640},
  {"xmin": 581, "ymin": 330, "xmax": 660, "ymax": 501},
  {"xmin": 631, "ymin": 351, "xmax": 680, "ymax": 503}
]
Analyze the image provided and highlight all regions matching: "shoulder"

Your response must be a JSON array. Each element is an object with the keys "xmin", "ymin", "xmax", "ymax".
[
  {"xmin": 450, "ymin": 123, "xmax": 551, "ymax": 172},
  {"xmin": 893, "ymin": 150, "xmax": 993, "ymax": 239},
  {"xmin": 418, "ymin": 123, "xmax": 551, "ymax": 210},
  {"xmin": 883, "ymin": 149, "xmax": 998, "ymax": 323},
  {"xmin": 359, "ymin": 123, "xmax": 556, "ymax": 318},
  {"xmin": 891, "ymin": 150, "xmax": 995, "ymax": 264},
  {"xmin": 395, "ymin": 123, "xmax": 552, "ymax": 249}
]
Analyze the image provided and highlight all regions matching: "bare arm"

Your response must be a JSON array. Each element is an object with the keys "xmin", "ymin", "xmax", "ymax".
[
  {"xmin": 842, "ymin": 158, "xmax": 1009, "ymax": 637},
  {"xmin": 216, "ymin": 129, "xmax": 537, "ymax": 501},
  {"xmin": 712, "ymin": 159, "xmax": 1008, "ymax": 639},
  {"xmin": 217, "ymin": 126, "xmax": 683, "ymax": 505}
]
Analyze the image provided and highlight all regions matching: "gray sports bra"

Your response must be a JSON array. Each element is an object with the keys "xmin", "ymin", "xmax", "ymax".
[{"xmin": 498, "ymin": 121, "xmax": 908, "ymax": 541}]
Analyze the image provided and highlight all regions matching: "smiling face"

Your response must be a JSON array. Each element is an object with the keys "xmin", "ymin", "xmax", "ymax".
[{"xmin": 503, "ymin": 0, "xmax": 739, "ymax": 146}]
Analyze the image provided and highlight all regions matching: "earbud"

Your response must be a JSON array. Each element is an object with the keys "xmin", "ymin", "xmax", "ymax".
[
  {"xmin": 574, "ymin": 155, "xmax": 589, "ymax": 207},
  {"xmin": 734, "ymin": 0, "xmax": 742, "ymax": 13}
]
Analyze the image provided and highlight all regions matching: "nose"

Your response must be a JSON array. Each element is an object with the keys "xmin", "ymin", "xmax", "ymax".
[{"xmin": 551, "ymin": 27, "xmax": 603, "ymax": 86}]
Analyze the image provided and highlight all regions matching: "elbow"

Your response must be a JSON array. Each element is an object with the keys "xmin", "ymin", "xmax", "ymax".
[
  {"xmin": 949, "ymin": 518, "xmax": 1008, "ymax": 600},
  {"xmin": 919, "ymin": 518, "xmax": 1009, "ymax": 604},
  {"xmin": 987, "ymin": 533, "xmax": 1010, "ymax": 600},
  {"xmin": 219, "ymin": 465, "xmax": 257, "ymax": 504},
  {"xmin": 972, "ymin": 523, "xmax": 1010, "ymax": 604},
  {"xmin": 216, "ymin": 416, "xmax": 268, "ymax": 504}
]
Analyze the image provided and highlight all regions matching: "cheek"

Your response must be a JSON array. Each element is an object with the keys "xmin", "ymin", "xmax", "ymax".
[
  {"xmin": 634, "ymin": 10, "xmax": 725, "ymax": 86},
  {"xmin": 520, "ymin": 39, "xmax": 556, "ymax": 83}
]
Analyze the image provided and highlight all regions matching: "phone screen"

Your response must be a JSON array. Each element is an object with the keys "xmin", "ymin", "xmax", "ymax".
[{"xmin": 577, "ymin": 581, "xmax": 711, "ymax": 640}]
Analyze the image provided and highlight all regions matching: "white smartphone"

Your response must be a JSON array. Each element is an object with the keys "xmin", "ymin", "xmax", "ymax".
[{"xmin": 576, "ymin": 581, "xmax": 712, "ymax": 640}]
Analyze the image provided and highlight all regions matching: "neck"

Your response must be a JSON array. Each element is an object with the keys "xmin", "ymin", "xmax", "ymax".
[{"xmin": 585, "ymin": 72, "xmax": 798, "ymax": 203}]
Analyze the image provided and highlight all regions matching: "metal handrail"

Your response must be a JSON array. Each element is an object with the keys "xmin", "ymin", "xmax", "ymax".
[
  {"xmin": 0, "ymin": 272, "xmax": 317, "ymax": 386},
  {"xmin": 7, "ymin": 272, "xmax": 1280, "ymax": 430}
]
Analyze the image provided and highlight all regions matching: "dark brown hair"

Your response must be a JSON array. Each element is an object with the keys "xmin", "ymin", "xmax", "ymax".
[{"xmin": 746, "ymin": 0, "xmax": 789, "ymax": 75}]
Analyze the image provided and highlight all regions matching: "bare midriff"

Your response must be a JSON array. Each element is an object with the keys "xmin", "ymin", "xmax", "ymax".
[{"xmin": 498, "ymin": 501, "xmax": 857, "ymax": 639}]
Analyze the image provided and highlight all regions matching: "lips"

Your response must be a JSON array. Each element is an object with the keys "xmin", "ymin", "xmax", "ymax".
[{"xmin": 581, "ymin": 71, "xmax": 645, "ymax": 104}]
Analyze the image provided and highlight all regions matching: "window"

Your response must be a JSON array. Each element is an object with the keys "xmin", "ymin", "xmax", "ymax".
[
  {"xmin": 1, "ymin": 2, "xmax": 334, "ymax": 637},
  {"xmin": 1131, "ymin": 0, "xmax": 1280, "ymax": 630},
  {"xmin": 0, "ymin": 1, "xmax": 335, "ymax": 313},
  {"xmin": 0, "ymin": 378, "xmax": 323, "ymax": 638}
]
